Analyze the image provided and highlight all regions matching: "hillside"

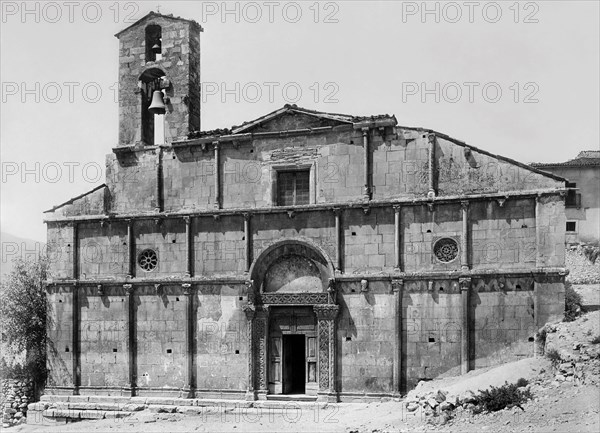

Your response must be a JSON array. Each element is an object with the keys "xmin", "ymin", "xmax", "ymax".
[{"xmin": 0, "ymin": 232, "xmax": 45, "ymax": 278}]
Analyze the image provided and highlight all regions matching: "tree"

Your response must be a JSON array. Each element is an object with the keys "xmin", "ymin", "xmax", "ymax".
[{"xmin": 0, "ymin": 256, "xmax": 49, "ymax": 384}]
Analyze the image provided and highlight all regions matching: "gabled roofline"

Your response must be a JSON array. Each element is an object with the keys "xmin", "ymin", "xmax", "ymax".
[
  {"xmin": 230, "ymin": 104, "xmax": 397, "ymax": 135},
  {"xmin": 231, "ymin": 104, "xmax": 353, "ymax": 134},
  {"xmin": 44, "ymin": 184, "xmax": 106, "ymax": 213},
  {"xmin": 114, "ymin": 11, "xmax": 203, "ymax": 38},
  {"xmin": 396, "ymin": 124, "xmax": 568, "ymax": 183}
]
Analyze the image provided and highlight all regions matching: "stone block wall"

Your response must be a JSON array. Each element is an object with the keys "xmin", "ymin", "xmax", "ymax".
[
  {"xmin": 252, "ymin": 212, "xmax": 337, "ymax": 263},
  {"xmin": 470, "ymin": 277, "xmax": 536, "ymax": 369},
  {"xmin": 78, "ymin": 222, "xmax": 128, "ymax": 279},
  {"xmin": 194, "ymin": 217, "xmax": 245, "ymax": 276},
  {"xmin": 402, "ymin": 281, "xmax": 463, "ymax": 391},
  {"xmin": 79, "ymin": 286, "xmax": 129, "ymax": 388},
  {"xmin": 195, "ymin": 285, "xmax": 248, "ymax": 393},
  {"xmin": 470, "ymin": 199, "xmax": 536, "ymax": 270},
  {"xmin": 344, "ymin": 208, "xmax": 395, "ymax": 272},
  {"xmin": 338, "ymin": 281, "xmax": 395, "ymax": 394},
  {"xmin": 401, "ymin": 204, "xmax": 462, "ymax": 272},
  {"xmin": 47, "ymin": 223, "xmax": 74, "ymax": 279},
  {"xmin": 46, "ymin": 286, "xmax": 73, "ymax": 389},
  {"xmin": 163, "ymin": 148, "xmax": 215, "ymax": 211},
  {"xmin": 136, "ymin": 286, "xmax": 187, "ymax": 391},
  {"xmin": 537, "ymin": 194, "xmax": 566, "ymax": 267},
  {"xmin": 136, "ymin": 219, "xmax": 187, "ymax": 277},
  {"xmin": 106, "ymin": 151, "xmax": 160, "ymax": 213}
]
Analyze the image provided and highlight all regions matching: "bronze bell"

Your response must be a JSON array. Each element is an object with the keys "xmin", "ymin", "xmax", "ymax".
[
  {"xmin": 152, "ymin": 43, "xmax": 161, "ymax": 54},
  {"xmin": 148, "ymin": 90, "xmax": 166, "ymax": 115}
]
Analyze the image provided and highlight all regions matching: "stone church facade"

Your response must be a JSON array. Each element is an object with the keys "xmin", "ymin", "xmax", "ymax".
[{"xmin": 43, "ymin": 12, "xmax": 567, "ymax": 402}]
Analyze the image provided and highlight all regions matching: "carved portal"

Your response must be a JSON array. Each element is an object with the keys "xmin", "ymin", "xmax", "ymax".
[{"xmin": 244, "ymin": 240, "xmax": 338, "ymax": 400}]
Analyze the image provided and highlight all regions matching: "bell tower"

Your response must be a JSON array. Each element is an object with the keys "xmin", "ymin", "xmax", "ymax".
[{"xmin": 115, "ymin": 12, "xmax": 202, "ymax": 147}]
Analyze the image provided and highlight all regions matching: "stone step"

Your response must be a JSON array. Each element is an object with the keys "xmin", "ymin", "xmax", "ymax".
[
  {"xmin": 29, "ymin": 395, "xmax": 330, "ymax": 425},
  {"xmin": 266, "ymin": 394, "xmax": 318, "ymax": 402}
]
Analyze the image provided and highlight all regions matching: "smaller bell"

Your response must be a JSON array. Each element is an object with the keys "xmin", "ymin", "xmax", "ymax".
[
  {"xmin": 148, "ymin": 90, "xmax": 166, "ymax": 115},
  {"xmin": 152, "ymin": 43, "xmax": 161, "ymax": 54}
]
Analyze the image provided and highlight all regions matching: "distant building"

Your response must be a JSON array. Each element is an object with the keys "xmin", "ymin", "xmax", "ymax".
[
  {"xmin": 532, "ymin": 151, "xmax": 600, "ymax": 245},
  {"xmin": 43, "ymin": 11, "xmax": 567, "ymax": 402}
]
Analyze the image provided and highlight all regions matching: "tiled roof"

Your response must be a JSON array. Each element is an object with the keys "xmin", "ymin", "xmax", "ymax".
[
  {"xmin": 531, "ymin": 150, "xmax": 600, "ymax": 168},
  {"xmin": 188, "ymin": 104, "xmax": 396, "ymax": 139}
]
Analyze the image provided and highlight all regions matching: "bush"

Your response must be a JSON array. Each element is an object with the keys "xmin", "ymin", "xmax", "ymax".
[
  {"xmin": 582, "ymin": 245, "xmax": 600, "ymax": 264},
  {"xmin": 545, "ymin": 347, "xmax": 562, "ymax": 365},
  {"xmin": 564, "ymin": 283, "xmax": 582, "ymax": 322},
  {"xmin": 475, "ymin": 381, "xmax": 533, "ymax": 412},
  {"xmin": 515, "ymin": 378, "xmax": 529, "ymax": 387},
  {"xmin": 0, "ymin": 256, "xmax": 49, "ymax": 386}
]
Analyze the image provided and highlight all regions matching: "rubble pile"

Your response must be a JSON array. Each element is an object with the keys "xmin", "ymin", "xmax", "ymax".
[
  {"xmin": 566, "ymin": 246, "xmax": 600, "ymax": 284},
  {"xmin": 1, "ymin": 378, "xmax": 33, "ymax": 428}
]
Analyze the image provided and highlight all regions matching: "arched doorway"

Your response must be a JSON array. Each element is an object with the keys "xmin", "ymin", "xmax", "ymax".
[{"xmin": 244, "ymin": 239, "xmax": 339, "ymax": 401}]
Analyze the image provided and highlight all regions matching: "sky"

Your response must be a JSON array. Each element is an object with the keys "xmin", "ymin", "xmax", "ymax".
[{"xmin": 1, "ymin": 0, "xmax": 599, "ymax": 243}]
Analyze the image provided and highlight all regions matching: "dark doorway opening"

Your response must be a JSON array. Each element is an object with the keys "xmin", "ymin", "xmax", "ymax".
[{"xmin": 282, "ymin": 334, "xmax": 305, "ymax": 394}]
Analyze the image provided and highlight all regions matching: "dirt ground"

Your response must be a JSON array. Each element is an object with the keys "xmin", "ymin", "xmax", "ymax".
[{"xmin": 10, "ymin": 285, "xmax": 600, "ymax": 433}]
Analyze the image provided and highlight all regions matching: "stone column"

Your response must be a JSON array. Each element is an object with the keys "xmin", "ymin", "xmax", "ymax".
[
  {"xmin": 459, "ymin": 278, "xmax": 471, "ymax": 375},
  {"xmin": 461, "ymin": 201, "xmax": 469, "ymax": 270},
  {"xmin": 243, "ymin": 213, "xmax": 252, "ymax": 272},
  {"xmin": 242, "ymin": 304, "xmax": 256, "ymax": 400},
  {"xmin": 391, "ymin": 279, "xmax": 404, "ymax": 395},
  {"xmin": 333, "ymin": 208, "xmax": 342, "ymax": 271},
  {"xmin": 184, "ymin": 217, "xmax": 193, "ymax": 277},
  {"xmin": 393, "ymin": 205, "xmax": 402, "ymax": 270},
  {"xmin": 314, "ymin": 304, "xmax": 339, "ymax": 402},
  {"xmin": 124, "ymin": 283, "xmax": 136, "ymax": 396},
  {"xmin": 362, "ymin": 127, "xmax": 370, "ymax": 200},
  {"xmin": 182, "ymin": 283, "xmax": 194, "ymax": 397}
]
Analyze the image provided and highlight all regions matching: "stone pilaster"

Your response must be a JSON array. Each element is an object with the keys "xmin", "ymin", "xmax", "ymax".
[
  {"xmin": 459, "ymin": 277, "xmax": 471, "ymax": 375},
  {"xmin": 314, "ymin": 304, "xmax": 339, "ymax": 401},
  {"xmin": 243, "ymin": 213, "xmax": 252, "ymax": 272},
  {"xmin": 182, "ymin": 283, "xmax": 194, "ymax": 397},
  {"xmin": 254, "ymin": 306, "xmax": 270, "ymax": 400},
  {"xmin": 184, "ymin": 217, "xmax": 193, "ymax": 277},
  {"xmin": 461, "ymin": 201, "xmax": 469, "ymax": 270},
  {"xmin": 333, "ymin": 208, "xmax": 342, "ymax": 271},
  {"xmin": 393, "ymin": 205, "xmax": 402, "ymax": 270},
  {"xmin": 242, "ymin": 303, "xmax": 256, "ymax": 400},
  {"xmin": 124, "ymin": 283, "xmax": 136, "ymax": 396},
  {"xmin": 391, "ymin": 279, "xmax": 404, "ymax": 394},
  {"xmin": 72, "ymin": 283, "xmax": 80, "ymax": 395},
  {"xmin": 362, "ymin": 127, "xmax": 370, "ymax": 200}
]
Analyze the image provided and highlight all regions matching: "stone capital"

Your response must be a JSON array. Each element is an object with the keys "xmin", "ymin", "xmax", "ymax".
[
  {"xmin": 182, "ymin": 283, "xmax": 192, "ymax": 296},
  {"xmin": 123, "ymin": 283, "xmax": 133, "ymax": 294},
  {"xmin": 391, "ymin": 279, "xmax": 404, "ymax": 293},
  {"xmin": 242, "ymin": 304, "xmax": 256, "ymax": 320},
  {"xmin": 313, "ymin": 304, "xmax": 339, "ymax": 320},
  {"xmin": 459, "ymin": 277, "xmax": 471, "ymax": 291}
]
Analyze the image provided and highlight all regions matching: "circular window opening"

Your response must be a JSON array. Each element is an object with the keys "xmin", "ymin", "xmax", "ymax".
[
  {"xmin": 433, "ymin": 238, "xmax": 459, "ymax": 263},
  {"xmin": 138, "ymin": 249, "xmax": 158, "ymax": 272}
]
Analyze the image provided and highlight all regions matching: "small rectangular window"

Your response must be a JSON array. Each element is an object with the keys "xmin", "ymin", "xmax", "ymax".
[
  {"xmin": 277, "ymin": 170, "xmax": 310, "ymax": 206},
  {"xmin": 566, "ymin": 221, "xmax": 576, "ymax": 232},
  {"xmin": 565, "ymin": 182, "xmax": 581, "ymax": 208}
]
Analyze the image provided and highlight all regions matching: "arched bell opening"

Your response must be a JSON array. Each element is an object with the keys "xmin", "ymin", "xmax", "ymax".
[{"xmin": 139, "ymin": 67, "xmax": 167, "ymax": 146}]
